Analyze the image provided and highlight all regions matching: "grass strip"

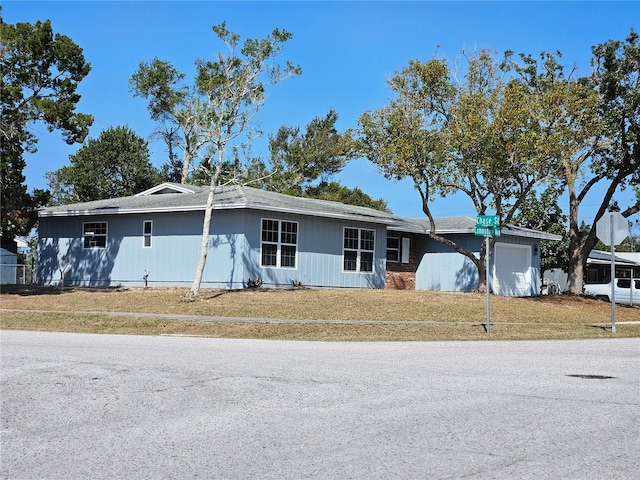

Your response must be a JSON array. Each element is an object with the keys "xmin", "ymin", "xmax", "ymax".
[{"xmin": 2, "ymin": 310, "xmax": 639, "ymax": 342}]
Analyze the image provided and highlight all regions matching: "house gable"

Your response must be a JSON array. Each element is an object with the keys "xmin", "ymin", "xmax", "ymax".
[{"xmin": 135, "ymin": 183, "xmax": 197, "ymax": 196}]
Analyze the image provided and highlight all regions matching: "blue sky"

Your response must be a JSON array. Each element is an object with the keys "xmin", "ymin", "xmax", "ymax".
[{"xmin": 4, "ymin": 1, "xmax": 639, "ymax": 224}]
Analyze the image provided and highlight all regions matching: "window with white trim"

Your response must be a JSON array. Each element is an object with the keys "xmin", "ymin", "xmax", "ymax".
[
  {"xmin": 83, "ymin": 222, "xmax": 107, "ymax": 248},
  {"xmin": 261, "ymin": 219, "xmax": 298, "ymax": 268},
  {"xmin": 143, "ymin": 220, "xmax": 153, "ymax": 248},
  {"xmin": 343, "ymin": 227, "xmax": 375, "ymax": 273}
]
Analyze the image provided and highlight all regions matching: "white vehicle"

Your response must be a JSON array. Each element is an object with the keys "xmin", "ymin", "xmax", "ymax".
[{"xmin": 584, "ymin": 278, "xmax": 640, "ymax": 306}]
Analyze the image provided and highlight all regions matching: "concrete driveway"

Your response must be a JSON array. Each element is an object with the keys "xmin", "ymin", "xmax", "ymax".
[{"xmin": 1, "ymin": 330, "xmax": 638, "ymax": 479}]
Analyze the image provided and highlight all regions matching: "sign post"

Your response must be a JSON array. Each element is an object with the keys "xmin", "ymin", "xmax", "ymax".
[
  {"xmin": 475, "ymin": 216, "xmax": 500, "ymax": 334},
  {"xmin": 595, "ymin": 212, "xmax": 628, "ymax": 334},
  {"xmin": 486, "ymin": 236, "xmax": 490, "ymax": 334}
]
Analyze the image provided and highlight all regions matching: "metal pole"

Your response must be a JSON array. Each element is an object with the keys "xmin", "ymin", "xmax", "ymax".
[
  {"xmin": 610, "ymin": 214, "xmax": 616, "ymax": 334},
  {"xmin": 486, "ymin": 236, "xmax": 490, "ymax": 335}
]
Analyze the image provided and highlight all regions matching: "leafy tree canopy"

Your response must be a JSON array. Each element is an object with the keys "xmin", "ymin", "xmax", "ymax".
[
  {"xmin": 304, "ymin": 181, "xmax": 390, "ymax": 212},
  {"xmin": 1, "ymin": 9, "xmax": 93, "ymax": 237},
  {"xmin": 266, "ymin": 110, "xmax": 352, "ymax": 194},
  {"xmin": 356, "ymin": 51, "xmax": 556, "ymax": 291},
  {"xmin": 505, "ymin": 30, "xmax": 639, "ymax": 293},
  {"xmin": 130, "ymin": 59, "xmax": 189, "ymax": 182},
  {"xmin": 47, "ymin": 126, "xmax": 161, "ymax": 204},
  {"xmin": 210, "ymin": 110, "xmax": 389, "ymax": 211},
  {"xmin": 513, "ymin": 186, "xmax": 569, "ymax": 275}
]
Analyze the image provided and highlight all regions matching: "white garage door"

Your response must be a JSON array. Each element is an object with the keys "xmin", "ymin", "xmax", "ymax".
[{"xmin": 493, "ymin": 243, "xmax": 532, "ymax": 296}]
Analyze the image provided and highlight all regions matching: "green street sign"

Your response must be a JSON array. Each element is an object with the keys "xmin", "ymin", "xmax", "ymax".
[
  {"xmin": 474, "ymin": 226, "xmax": 501, "ymax": 237},
  {"xmin": 476, "ymin": 215, "xmax": 500, "ymax": 227}
]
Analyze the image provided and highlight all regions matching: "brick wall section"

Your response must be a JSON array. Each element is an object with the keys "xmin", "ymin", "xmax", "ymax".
[
  {"xmin": 385, "ymin": 233, "xmax": 418, "ymax": 290},
  {"xmin": 386, "ymin": 271, "xmax": 416, "ymax": 290}
]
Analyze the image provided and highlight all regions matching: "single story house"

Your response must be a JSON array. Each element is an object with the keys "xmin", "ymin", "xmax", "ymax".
[{"xmin": 37, "ymin": 183, "xmax": 560, "ymax": 296}]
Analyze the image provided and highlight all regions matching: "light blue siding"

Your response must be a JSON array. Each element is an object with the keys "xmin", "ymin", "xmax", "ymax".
[
  {"xmin": 39, "ymin": 207, "xmax": 542, "ymax": 294},
  {"xmin": 243, "ymin": 211, "xmax": 386, "ymax": 288},
  {"xmin": 415, "ymin": 234, "xmax": 542, "ymax": 296},
  {"xmin": 415, "ymin": 235, "xmax": 480, "ymax": 292},
  {"xmin": 38, "ymin": 209, "xmax": 387, "ymax": 289},
  {"xmin": 417, "ymin": 252, "xmax": 479, "ymax": 292},
  {"xmin": 38, "ymin": 211, "xmax": 249, "ymax": 288}
]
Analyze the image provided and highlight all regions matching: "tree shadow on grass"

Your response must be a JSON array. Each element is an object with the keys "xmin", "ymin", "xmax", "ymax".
[
  {"xmin": 0, "ymin": 285, "xmax": 130, "ymax": 296},
  {"xmin": 198, "ymin": 285, "xmax": 307, "ymax": 301},
  {"xmin": 0, "ymin": 285, "xmax": 69, "ymax": 296}
]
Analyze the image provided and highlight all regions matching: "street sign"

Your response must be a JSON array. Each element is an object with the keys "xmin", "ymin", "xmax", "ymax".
[
  {"xmin": 477, "ymin": 215, "xmax": 500, "ymax": 227},
  {"xmin": 474, "ymin": 226, "xmax": 501, "ymax": 238},
  {"xmin": 596, "ymin": 212, "xmax": 628, "ymax": 246},
  {"xmin": 475, "ymin": 216, "xmax": 500, "ymax": 335},
  {"xmin": 475, "ymin": 216, "xmax": 501, "ymax": 238}
]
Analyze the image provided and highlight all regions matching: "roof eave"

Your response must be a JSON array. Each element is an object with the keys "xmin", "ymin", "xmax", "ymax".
[
  {"xmin": 388, "ymin": 224, "xmax": 476, "ymax": 235},
  {"xmin": 500, "ymin": 229, "xmax": 563, "ymax": 241},
  {"xmin": 38, "ymin": 202, "xmax": 400, "ymax": 225},
  {"xmin": 39, "ymin": 205, "xmax": 209, "ymax": 217},
  {"xmin": 247, "ymin": 203, "xmax": 400, "ymax": 225},
  {"xmin": 389, "ymin": 223, "xmax": 562, "ymax": 241}
]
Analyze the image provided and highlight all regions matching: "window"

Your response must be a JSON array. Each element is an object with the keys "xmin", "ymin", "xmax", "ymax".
[
  {"xmin": 261, "ymin": 219, "xmax": 298, "ymax": 268},
  {"xmin": 343, "ymin": 227, "xmax": 375, "ymax": 273},
  {"xmin": 387, "ymin": 236, "xmax": 410, "ymax": 264},
  {"xmin": 618, "ymin": 279, "xmax": 631, "ymax": 289},
  {"xmin": 143, "ymin": 220, "xmax": 152, "ymax": 248},
  {"xmin": 387, "ymin": 237, "xmax": 400, "ymax": 262},
  {"xmin": 83, "ymin": 222, "xmax": 107, "ymax": 248}
]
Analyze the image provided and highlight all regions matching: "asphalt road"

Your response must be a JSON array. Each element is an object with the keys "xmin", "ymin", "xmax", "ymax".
[{"xmin": 1, "ymin": 330, "xmax": 638, "ymax": 480}]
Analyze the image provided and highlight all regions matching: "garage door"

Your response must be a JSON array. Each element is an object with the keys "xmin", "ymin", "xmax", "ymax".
[{"xmin": 493, "ymin": 243, "xmax": 532, "ymax": 296}]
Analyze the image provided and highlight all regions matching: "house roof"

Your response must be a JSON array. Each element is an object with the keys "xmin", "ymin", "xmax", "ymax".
[
  {"xmin": 39, "ymin": 182, "xmax": 562, "ymax": 241},
  {"xmin": 39, "ymin": 182, "xmax": 404, "ymax": 225},
  {"xmin": 588, "ymin": 250, "xmax": 640, "ymax": 266},
  {"xmin": 389, "ymin": 216, "xmax": 563, "ymax": 241}
]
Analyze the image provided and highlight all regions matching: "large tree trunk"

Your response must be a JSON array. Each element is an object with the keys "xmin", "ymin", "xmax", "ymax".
[
  {"xmin": 564, "ymin": 218, "xmax": 585, "ymax": 294},
  {"xmin": 564, "ymin": 167, "xmax": 635, "ymax": 295},
  {"xmin": 565, "ymin": 245, "xmax": 585, "ymax": 295},
  {"xmin": 564, "ymin": 174, "xmax": 585, "ymax": 295},
  {"xmin": 186, "ymin": 156, "xmax": 223, "ymax": 301},
  {"xmin": 186, "ymin": 180, "xmax": 216, "ymax": 300}
]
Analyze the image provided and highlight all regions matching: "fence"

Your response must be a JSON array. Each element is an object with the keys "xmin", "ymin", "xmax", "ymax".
[{"xmin": 0, "ymin": 264, "xmax": 36, "ymax": 285}]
